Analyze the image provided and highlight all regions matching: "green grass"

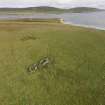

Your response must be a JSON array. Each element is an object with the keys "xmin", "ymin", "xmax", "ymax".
[
  {"xmin": 3, "ymin": 18, "xmax": 63, "ymax": 23},
  {"xmin": 0, "ymin": 21, "xmax": 105, "ymax": 105}
]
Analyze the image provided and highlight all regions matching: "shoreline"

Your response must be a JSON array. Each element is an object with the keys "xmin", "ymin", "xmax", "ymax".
[
  {"xmin": 64, "ymin": 22, "xmax": 105, "ymax": 31},
  {"xmin": 0, "ymin": 18, "xmax": 105, "ymax": 31}
]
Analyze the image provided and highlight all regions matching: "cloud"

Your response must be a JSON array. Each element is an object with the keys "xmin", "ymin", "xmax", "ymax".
[{"xmin": 0, "ymin": 0, "xmax": 105, "ymax": 9}]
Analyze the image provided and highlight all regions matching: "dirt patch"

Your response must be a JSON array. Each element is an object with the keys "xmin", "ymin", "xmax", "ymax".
[{"xmin": 21, "ymin": 35, "xmax": 38, "ymax": 41}]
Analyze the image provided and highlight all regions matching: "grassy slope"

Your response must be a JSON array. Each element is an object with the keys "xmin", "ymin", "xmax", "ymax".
[{"xmin": 0, "ymin": 21, "xmax": 105, "ymax": 105}]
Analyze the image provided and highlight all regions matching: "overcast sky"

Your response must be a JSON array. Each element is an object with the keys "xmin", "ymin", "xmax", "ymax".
[{"xmin": 0, "ymin": 0, "xmax": 105, "ymax": 9}]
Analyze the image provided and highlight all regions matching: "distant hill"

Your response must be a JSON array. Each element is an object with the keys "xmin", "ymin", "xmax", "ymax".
[
  {"xmin": 0, "ymin": 6, "xmax": 104, "ymax": 13},
  {"xmin": 68, "ymin": 7, "xmax": 104, "ymax": 13},
  {"xmin": 27, "ymin": 6, "xmax": 62, "ymax": 11},
  {"xmin": 0, "ymin": 6, "xmax": 64, "ymax": 12}
]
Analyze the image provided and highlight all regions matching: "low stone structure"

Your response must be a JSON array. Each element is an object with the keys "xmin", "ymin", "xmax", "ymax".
[
  {"xmin": 60, "ymin": 19, "xmax": 64, "ymax": 24},
  {"xmin": 27, "ymin": 57, "xmax": 51, "ymax": 73},
  {"xmin": 38, "ymin": 57, "xmax": 50, "ymax": 67},
  {"xmin": 27, "ymin": 64, "xmax": 38, "ymax": 73}
]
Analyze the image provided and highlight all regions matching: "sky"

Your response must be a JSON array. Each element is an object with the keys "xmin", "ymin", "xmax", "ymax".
[{"xmin": 0, "ymin": 0, "xmax": 105, "ymax": 9}]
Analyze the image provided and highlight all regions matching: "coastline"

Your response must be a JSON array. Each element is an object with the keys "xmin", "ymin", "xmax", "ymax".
[
  {"xmin": 0, "ymin": 17, "xmax": 105, "ymax": 31},
  {"xmin": 64, "ymin": 22, "xmax": 105, "ymax": 31}
]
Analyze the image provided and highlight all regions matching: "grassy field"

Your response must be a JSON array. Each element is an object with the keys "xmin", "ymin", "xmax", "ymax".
[
  {"xmin": 0, "ymin": 21, "xmax": 105, "ymax": 105},
  {"xmin": 0, "ymin": 18, "xmax": 63, "ymax": 23}
]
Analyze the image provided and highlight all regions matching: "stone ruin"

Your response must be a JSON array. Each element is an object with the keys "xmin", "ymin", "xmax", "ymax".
[{"xmin": 27, "ymin": 57, "xmax": 53, "ymax": 73}]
